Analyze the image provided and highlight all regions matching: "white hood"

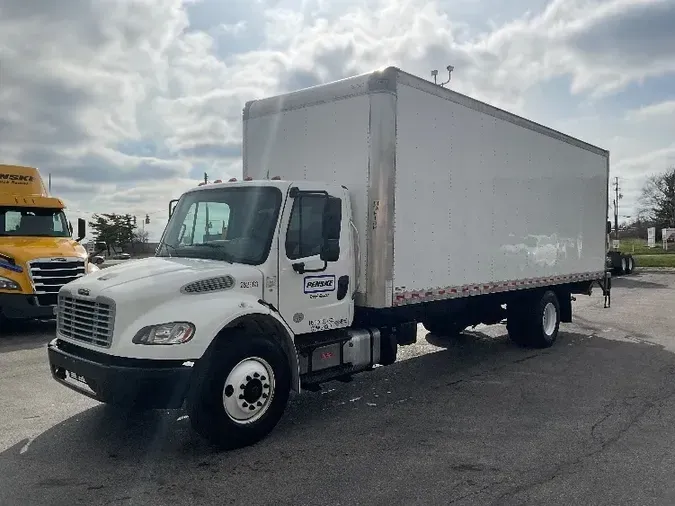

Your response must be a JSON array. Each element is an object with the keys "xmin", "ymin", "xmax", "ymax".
[
  {"xmin": 57, "ymin": 256, "xmax": 270, "ymax": 360},
  {"xmin": 63, "ymin": 257, "xmax": 264, "ymax": 299}
]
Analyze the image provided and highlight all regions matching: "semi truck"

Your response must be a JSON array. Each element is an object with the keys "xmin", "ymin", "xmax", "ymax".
[
  {"xmin": 0, "ymin": 164, "xmax": 102, "ymax": 327},
  {"xmin": 607, "ymin": 247, "xmax": 635, "ymax": 276},
  {"xmin": 47, "ymin": 67, "xmax": 611, "ymax": 449}
]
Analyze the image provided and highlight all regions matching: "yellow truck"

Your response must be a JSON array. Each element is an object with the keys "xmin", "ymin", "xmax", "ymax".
[{"xmin": 0, "ymin": 164, "xmax": 103, "ymax": 325}]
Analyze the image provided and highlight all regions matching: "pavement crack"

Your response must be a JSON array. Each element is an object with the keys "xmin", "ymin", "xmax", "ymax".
[
  {"xmin": 491, "ymin": 387, "xmax": 675, "ymax": 505},
  {"xmin": 448, "ymin": 478, "xmax": 508, "ymax": 504}
]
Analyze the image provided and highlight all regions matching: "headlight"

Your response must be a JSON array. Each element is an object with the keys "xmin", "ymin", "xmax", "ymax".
[
  {"xmin": 0, "ymin": 276, "xmax": 21, "ymax": 290},
  {"xmin": 132, "ymin": 322, "xmax": 196, "ymax": 345}
]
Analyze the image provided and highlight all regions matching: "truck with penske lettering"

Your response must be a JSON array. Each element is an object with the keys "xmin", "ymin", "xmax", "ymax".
[
  {"xmin": 0, "ymin": 164, "xmax": 100, "ymax": 326},
  {"xmin": 47, "ymin": 67, "xmax": 611, "ymax": 449}
]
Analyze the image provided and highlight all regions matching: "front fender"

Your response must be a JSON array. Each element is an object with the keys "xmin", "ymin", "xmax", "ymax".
[
  {"xmin": 110, "ymin": 293, "xmax": 275, "ymax": 360},
  {"xmin": 108, "ymin": 294, "xmax": 300, "ymax": 390}
]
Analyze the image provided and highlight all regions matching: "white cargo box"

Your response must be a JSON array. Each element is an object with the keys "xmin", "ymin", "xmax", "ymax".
[{"xmin": 243, "ymin": 67, "xmax": 609, "ymax": 309}]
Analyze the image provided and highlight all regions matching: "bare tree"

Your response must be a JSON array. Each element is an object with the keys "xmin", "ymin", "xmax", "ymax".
[
  {"xmin": 133, "ymin": 229, "xmax": 149, "ymax": 244},
  {"xmin": 639, "ymin": 167, "xmax": 675, "ymax": 227}
]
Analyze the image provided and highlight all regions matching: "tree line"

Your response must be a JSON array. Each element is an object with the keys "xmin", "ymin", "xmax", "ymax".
[
  {"xmin": 623, "ymin": 166, "xmax": 675, "ymax": 237},
  {"xmin": 89, "ymin": 213, "xmax": 149, "ymax": 255}
]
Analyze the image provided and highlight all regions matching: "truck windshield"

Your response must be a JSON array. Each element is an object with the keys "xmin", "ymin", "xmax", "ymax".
[
  {"xmin": 157, "ymin": 186, "xmax": 282, "ymax": 265},
  {"xmin": 0, "ymin": 207, "xmax": 71, "ymax": 238}
]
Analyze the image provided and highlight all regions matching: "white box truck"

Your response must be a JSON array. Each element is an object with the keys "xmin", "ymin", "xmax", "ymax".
[{"xmin": 47, "ymin": 67, "xmax": 611, "ymax": 449}]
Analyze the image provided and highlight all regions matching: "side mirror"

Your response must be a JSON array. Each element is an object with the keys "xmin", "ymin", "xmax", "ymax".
[
  {"xmin": 91, "ymin": 256, "xmax": 105, "ymax": 265},
  {"xmin": 169, "ymin": 199, "xmax": 179, "ymax": 218},
  {"xmin": 606, "ymin": 221, "xmax": 612, "ymax": 234},
  {"xmin": 77, "ymin": 218, "xmax": 86, "ymax": 241},
  {"xmin": 68, "ymin": 221, "xmax": 73, "ymax": 235},
  {"xmin": 320, "ymin": 196, "xmax": 341, "ymax": 262}
]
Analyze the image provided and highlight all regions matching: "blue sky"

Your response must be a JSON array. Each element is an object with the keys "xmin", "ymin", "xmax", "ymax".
[{"xmin": 0, "ymin": 0, "xmax": 674, "ymax": 240}]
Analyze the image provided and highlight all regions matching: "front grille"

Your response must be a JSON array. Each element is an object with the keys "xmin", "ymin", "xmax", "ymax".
[
  {"xmin": 57, "ymin": 295, "xmax": 115, "ymax": 347},
  {"xmin": 29, "ymin": 259, "xmax": 86, "ymax": 306}
]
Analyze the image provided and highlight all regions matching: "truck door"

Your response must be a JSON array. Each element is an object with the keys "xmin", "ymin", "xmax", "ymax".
[{"xmin": 277, "ymin": 184, "xmax": 354, "ymax": 334}]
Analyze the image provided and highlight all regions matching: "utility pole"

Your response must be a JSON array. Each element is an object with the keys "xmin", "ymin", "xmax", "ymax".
[
  {"xmin": 204, "ymin": 172, "xmax": 208, "ymax": 184},
  {"xmin": 613, "ymin": 177, "xmax": 622, "ymax": 241}
]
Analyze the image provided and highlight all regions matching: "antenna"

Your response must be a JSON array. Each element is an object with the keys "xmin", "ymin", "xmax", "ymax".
[{"xmin": 430, "ymin": 65, "xmax": 454, "ymax": 87}]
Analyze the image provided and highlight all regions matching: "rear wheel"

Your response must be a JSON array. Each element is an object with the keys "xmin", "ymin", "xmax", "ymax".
[
  {"xmin": 507, "ymin": 290, "xmax": 561, "ymax": 349},
  {"xmin": 187, "ymin": 331, "xmax": 291, "ymax": 450}
]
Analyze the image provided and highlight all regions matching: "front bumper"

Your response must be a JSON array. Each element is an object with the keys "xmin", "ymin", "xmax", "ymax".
[
  {"xmin": 47, "ymin": 338, "xmax": 194, "ymax": 409},
  {"xmin": 0, "ymin": 293, "xmax": 56, "ymax": 319}
]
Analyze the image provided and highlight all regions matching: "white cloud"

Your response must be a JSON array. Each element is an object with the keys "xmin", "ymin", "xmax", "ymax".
[
  {"xmin": 1, "ymin": 0, "xmax": 675, "ymax": 239},
  {"xmin": 626, "ymin": 100, "xmax": 675, "ymax": 121}
]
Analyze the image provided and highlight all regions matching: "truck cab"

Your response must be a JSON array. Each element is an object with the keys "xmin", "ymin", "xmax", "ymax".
[
  {"xmin": 47, "ymin": 177, "xmax": 367, "ymax": 446},
  {"xmin": 0, "ymin": 164, "xmax": 100, "ymax": 324}
]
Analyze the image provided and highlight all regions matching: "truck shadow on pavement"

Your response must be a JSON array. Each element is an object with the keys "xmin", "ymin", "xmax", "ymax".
[
  {"xmin": 3, "ymin": 329, "xmax": 675, "ymax": 505},
  {"xmin": 0, "ymin": 320, "xmax": 55, "ymax": 354},
  {"xmin": 612, "ymin": 274, "xmax": 669, "ymax": 290}
]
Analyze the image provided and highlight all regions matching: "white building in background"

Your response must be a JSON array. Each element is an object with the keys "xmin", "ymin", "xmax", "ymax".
[{"xmin": 663, "ymin": 228, "xmax": 675, "ymax": 250}]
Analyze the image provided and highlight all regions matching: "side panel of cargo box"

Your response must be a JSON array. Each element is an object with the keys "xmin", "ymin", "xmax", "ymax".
[{"xmin": 391, "ymin": 71, "xmax": 609, "ymax": 305}]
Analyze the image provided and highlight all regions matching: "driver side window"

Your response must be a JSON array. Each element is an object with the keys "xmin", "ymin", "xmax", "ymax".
[{"xmin": 286, "ymin": 195, "xmax": 325, "ymax": 260}]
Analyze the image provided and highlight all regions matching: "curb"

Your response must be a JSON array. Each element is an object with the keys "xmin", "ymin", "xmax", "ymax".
[{"xmin": 635, "ymin": 267, "xmax": 675, "ymax": 273}]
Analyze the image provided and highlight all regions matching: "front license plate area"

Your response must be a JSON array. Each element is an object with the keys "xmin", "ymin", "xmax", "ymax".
[{"xmin": 67, "ymin": 370, "xmax": 87, "ymax": 385}]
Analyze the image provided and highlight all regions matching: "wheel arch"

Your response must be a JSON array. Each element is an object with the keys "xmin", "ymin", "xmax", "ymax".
[{"xmin": 218, "ymin": 313, "xmax": 301, "ymax": 393}]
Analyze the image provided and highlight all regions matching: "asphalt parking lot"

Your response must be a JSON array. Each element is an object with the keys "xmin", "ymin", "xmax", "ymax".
[{"xmin": 1, "ymin": 271, "xmax": 675, "ymax": 506}]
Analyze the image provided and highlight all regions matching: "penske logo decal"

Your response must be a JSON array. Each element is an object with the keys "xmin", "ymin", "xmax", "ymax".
[
  {"xmin": 0, "ymin": 173, "xmax": 35, "ymax": 186},
  {"xmin": 0, "ymin": 173, "xmax": 34, "ymax": 182},
  {"xmin": 303, "ymin": 275, "xmax": 336, "ymax": 294}
]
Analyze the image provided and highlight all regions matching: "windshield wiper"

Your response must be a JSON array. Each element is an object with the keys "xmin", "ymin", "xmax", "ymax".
[{"xmin": 190, "ymin": 243, "xmax": 235, "ymax": 263}]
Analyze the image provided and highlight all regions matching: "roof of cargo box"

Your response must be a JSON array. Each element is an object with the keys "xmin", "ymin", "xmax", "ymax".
[{"xmin": 243, "ymin": 66, "xmax": 609, "ymax": 158}]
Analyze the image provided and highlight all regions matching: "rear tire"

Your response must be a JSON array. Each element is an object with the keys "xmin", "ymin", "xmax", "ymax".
[
  {"xmin": 507, "ymin": 290, "xmax": 561, "ymax": 349},
  {"xmin": 187, "ymin": 331, "xmax": 291, "ymax": 450}
]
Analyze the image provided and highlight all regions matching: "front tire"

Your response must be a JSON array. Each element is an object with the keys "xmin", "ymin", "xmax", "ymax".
[{"xmin": 187, "ymin": 331, "xmax": 291, "ymax": 450}]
